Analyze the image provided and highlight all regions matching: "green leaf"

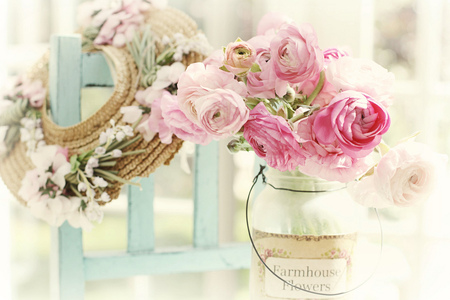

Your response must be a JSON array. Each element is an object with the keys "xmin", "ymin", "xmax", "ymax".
[
  {"xmin": 70, "ymin": 155, "xmax": 81, "ymax": 173},
  {"xmin": 219, "ymin": 65, "xmax": 229, "ymax": 72},
  {"xmin": 250, "ymin": 63, "xmax": 261, "ymax": 73}
]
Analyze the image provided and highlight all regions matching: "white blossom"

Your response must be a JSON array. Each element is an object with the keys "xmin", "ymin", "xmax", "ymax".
[
  {"xmin": 93, "ymin": 176, "xmax": 108, "ymax": 188},
  {"xmin": 95, "ymin": 147, "xmax": 106, "ymax": 155},
  {"xmin": 77, "ymin": 182, "xmax": 87, "ymax": 192},
  {"xmin": 100, "ymin": 192, "xmax": 111, "ymax": 202},
  {"xmin": 112, "ymin": 149, "xmax": 122, "ymax": 157}
]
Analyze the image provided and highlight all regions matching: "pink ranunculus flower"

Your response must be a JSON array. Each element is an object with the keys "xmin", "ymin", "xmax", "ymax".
[
  {"xmin": 293, "ymin": 73, "xmax": 337, "ymax": 107},
  {"xmin": 177, "ymin": 63, "xmax": 247, "ymax": 124},
  {"xmin": 203, "ymin": 49, "xmax": 224, "ymax": 68},
  {"xmin": 243, "ymin": 103, "xmax": 307, "ymax": 172},
  {"xmin": 313, "ymin": 91, "xmax": 391, "ymax": 159},
  {"xmin": 247, "ymin": 35, "xmax": 289, "ymax": 99},
  {"xmin": 348, "ymin": 141, "xmax": 448, "ymax": 208},
  {"xmin": 160, "ymin": 92, "xmax": 212, "ymax": 145},
  {"xmin": 247, "ymin": 52, "xmax": 288, "ymax": 99},
  {"xmin": 256, "ymin": 12, "xmax": 293, "ymax": 36},
  {"xmin": 195, "ymin": 88, "xmax": 249, "ymax": 139},
  {"xmin": 323, "ymin": 47, "xmax": 351, "ymax": 66},
  {"xmin": 296, "ymin": 112, "xmax": 370, "ymax": 182},
  {"xmin": 145, "ymin": 92, "xmax": 175, "ymax": 144},
  {"xmin": 223, "ymin": 40, "xmax": 257, "ymax": 76},
  {"xmin": 270, "ymin": 23, "xmax": 323, "ymax": 84},
  {"xmin": 326, "ymin": 56, "xmax": 395, "ymax": 107}
]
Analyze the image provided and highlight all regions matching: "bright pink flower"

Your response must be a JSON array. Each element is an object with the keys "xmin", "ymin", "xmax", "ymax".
[
  {"xmin": 243, "ymin": 103, "xmax": 307, "ymax": 171},
  {"xmin": 256, "ymin": 12, "xmax": 293, "ymax": 36},
  {"xmin": 195, "ymin": 88, "xmax": 249, "ymax": 139},
  {"xmin": 296, "ymin": 113, "xmax": 370, "ymax": 182},
  {"xmin": 313, "ymin": 91, "xmax": 390, "ymax": 159},
  {"xmin": 177, "ymin": 63, "xmax": 247, "ymax": 123},
  {"xmin": 160, "ymin": 92, "xmax": 212, "ymax": 145},
  {"xmin": 223, "ymin": 40, "xmax": 257, "ymax": 76},
  {"xmin": 270, "ymin": 23, "xmax": 323, "ymax": 84},
  {"xmin": 326, "ymin": 56, "xmax": 395, "ymax": 107}
]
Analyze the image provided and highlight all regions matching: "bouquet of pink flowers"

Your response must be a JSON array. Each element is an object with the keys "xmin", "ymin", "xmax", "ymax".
[{"xmin": 131, "ymin": 13, "xmax": 447, "ymax": 208}]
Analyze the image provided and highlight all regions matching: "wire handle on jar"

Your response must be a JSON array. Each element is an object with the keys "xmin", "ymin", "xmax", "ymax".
[{"xmin": 246, "ymin": 165, "xmax": 384, "ymax": 297}]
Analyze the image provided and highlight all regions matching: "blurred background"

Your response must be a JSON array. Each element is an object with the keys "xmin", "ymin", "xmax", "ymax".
[{"xmin": 1, "ymin": 0, "xmax": 450, "ymax": 299}]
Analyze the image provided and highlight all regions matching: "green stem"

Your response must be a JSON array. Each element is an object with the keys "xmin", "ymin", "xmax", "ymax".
[
  {"xmin": 94, "ymin": 168, "xmax": 141, "ymax": 187},
  {"xmin": 304, "ymin": 71, "xmax": 325, "ymax": 106}
]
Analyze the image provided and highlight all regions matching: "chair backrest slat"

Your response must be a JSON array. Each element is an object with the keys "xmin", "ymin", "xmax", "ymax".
[
  {"xmin": 49, "ymin": 35, "xmax": 85, "ymax": 300},
  {"xmin": 193, "ymin": 142, "xmax": 219, "ymax": 248},
  {"xmin": 127, "ymin": 176, "xmax": 155, "ymax": 253}
]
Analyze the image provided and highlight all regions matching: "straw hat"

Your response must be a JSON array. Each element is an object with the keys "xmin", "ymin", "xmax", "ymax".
[{"xmin": 0, "ymin": 4, "xmax": 206, "ymax": 207}]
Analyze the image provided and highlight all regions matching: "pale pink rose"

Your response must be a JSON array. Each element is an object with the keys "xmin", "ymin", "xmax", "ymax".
[
  {"xmin": 348, "ymin": 141, "xmax": 448, "ymax": 208},
  {"xmin": 326, "ymin": 56, "xmax": 395, "ymax": 107},
  {"xmin": 296, "ymin": 112, "xmax": 370, "ymax": 182},
  {"xmin": 160, "ymin": 92, "xmax": 212, "ymax": 145},
  {"xmin": 177, "ymin": 63, "xmax": 247, "ymax": 124},
  {"xmin": 247, "ymin": 34, "xmax": 273, "ymax": 52},
  {"xmin": 270, "ymin": 23, "xmax": 323, "ymax": 84},
  {"xmin": 146, "ymin": 92, "xmax": 174, "ymax": 144},
  {"xmin": 313, "ymin": 91, "xmax": 391, "ymax": 159},
  {"xmin": 203, "ymin": 49, "xmax": 225, "ymax": 68},
  {"xmin": 195, "ymin": 88, "xmax": 249, "ymax": 139},
  {"xmin": 323, "ymin": 47, "xmax": 351, "ymax": 66},
  {"xmin": 243, "ymin": 103, "xmax": 307, "ymax": 172},
  {"xmin": 256, "ymin": 12, "xmax": 293, "ymax": 36},
  {"xmin": 223, "ymin": 40, "xmax": 257, "ymax": 76}
]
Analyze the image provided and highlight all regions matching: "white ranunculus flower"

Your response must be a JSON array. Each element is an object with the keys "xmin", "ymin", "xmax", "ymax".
[{"xmin": 349, "ymin": 141, "xmax": 448, "ymax": 208}]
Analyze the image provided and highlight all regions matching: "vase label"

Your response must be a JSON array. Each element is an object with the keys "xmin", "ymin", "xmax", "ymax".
[{"xmin": 264, "ymin": 257, "xmax": 347, "ymax": 298}]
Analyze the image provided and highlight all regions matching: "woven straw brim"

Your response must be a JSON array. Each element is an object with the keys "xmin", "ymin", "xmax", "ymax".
[{"xmin": 0, "ymin": 7, "xmax": 206, "ymax": 205}]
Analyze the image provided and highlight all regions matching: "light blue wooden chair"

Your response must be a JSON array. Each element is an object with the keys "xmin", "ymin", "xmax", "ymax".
[{"xmin": 50, "ymin": 34, "xmax": 251, "ymax": 300}]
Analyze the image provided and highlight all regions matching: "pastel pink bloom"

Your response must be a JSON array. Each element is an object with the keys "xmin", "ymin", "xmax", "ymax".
[
  {"xmin": 247, "ymin": 55, "xmax": 288, "ymax": 99},
  {"xmin": 177, "ymin": 63, "xmax": 247, "ymax": 124},
  {"xmin": 146, "ymin": 92, "xmax": 174, "ymax": 144},
  {"xmin": 293, "ymin": 73, "xmax": 337, "ymax": 107},
  {"xmin": 136, "ymin": 115, "xmax": 155, "ymax": 141},
  {"xmin": 160, "ymin": 92, "xmax": 212, "ymax": 145},
  {"xmin": 348, "ymin": 141, "xmax": 448, "ymax": 208},
  {"xmin": 247, "ymin": 34, "xmax": 288, "ymax": 98},
  {"xmin": 313, "ymin": 91, "xmax": 391, "ymax": 159},
  {"xmin": 323, "ymin": 47, "xmax": 351, "ymax": 66},
  {"xmin": 93, "ymin": 4, "xmax": 146, "ymax": 48},
  {"xmin": 195, "ymin": 89, "xmax": 249, "ymax": 139},
  {"xmin": 270, "ymin": 23, "xmax": 323, "ymax": 84},
  {"xmin": 20, "ymin": 79, "xmax": 46, "ymax": 108},
  {"xmin": 243, "ymin": 103, "xmax": 307, "ymax": 172},
  {"xmin": 56, "ymin": 147, "xmax": 69, "ymax": 161},
  {"xmin": 135, "ymin": 86, "xmax": 162, "ymax": 106},
  {"xmin": 296, "ymin": 113, "xmax": 370, "ymax": 182},
  {"xmin": 223, "ymin": 40, "xmax": 257, "ymax": 76},
  {"xmin": 326, "ymin": 56, "xmax": 395, "ymax": 107},
  {"xmin": 203, "ymin": 49, "xmax": 224, "ymax": 68},
  {"xmin": 256, "ymin": 12, "xmax": 293, "ymax": 36}
]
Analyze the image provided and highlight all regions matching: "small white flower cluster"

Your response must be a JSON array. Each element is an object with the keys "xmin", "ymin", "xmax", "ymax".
[
  {"xmin": 20, "ymin": 117, "xmax": 46, "ymax": 156},
  {"xmin": 163, "ymin": 32, "xmax": 213, "ymax": 62},
  {"xmin": 99, "ymin": 119, "xmax": 134, "ymax": 144}
]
